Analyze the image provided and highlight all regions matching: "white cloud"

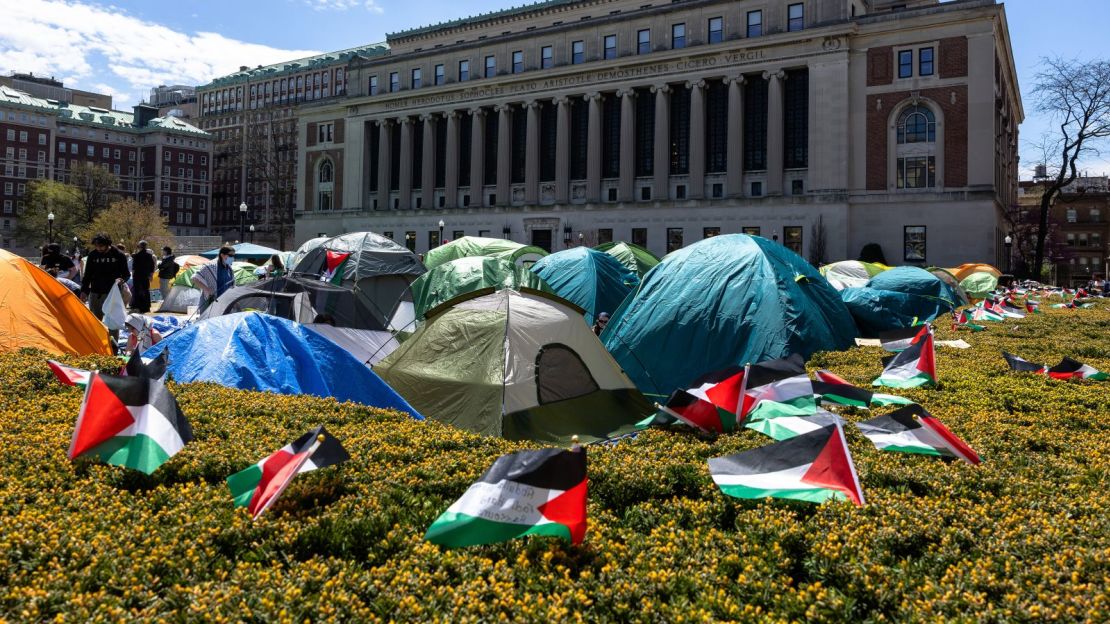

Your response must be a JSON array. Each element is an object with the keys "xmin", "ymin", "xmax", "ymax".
[
  {"xmin": 303, "ymin": 0, "xmax": 383, "ymax": 13},
  {"xmin": 0, "ymin": 0, "xmax": 320, "ymax": 108}
]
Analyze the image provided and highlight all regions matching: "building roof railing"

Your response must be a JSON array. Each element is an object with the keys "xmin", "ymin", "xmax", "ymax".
[{"xmin": 199, "ymin": 42, "xmax": 390, "ymax": 90}]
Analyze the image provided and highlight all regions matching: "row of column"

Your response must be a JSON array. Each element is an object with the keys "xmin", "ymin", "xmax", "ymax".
[{"xmin": 373, "ymin": 70, "xmax": 788, "ymax": 211}]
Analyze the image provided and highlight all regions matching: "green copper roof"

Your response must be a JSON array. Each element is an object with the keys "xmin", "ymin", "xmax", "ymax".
[
  {"xmin": 201, "ymin": 43, "xmax": 390, "ymax": 89},
  {"xmin": 0, "ymin": 85, "xmax": 208, "ymax": 137},
  {"xmin": 387, "ymin": 0, "xmax": 580, "ymax": 40}
]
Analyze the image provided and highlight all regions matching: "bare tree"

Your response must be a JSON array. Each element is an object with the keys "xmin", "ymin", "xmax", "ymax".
[
  {"xmin": 808, "ymin": 215, "xmax": 827, "ymax": 267},
  {"xmin": 1030, "ymin": 57, "xmax": 1110, "ymax": 273},
  {"xmin": 243, "ymin": 109, "xmax": 298, "ymax": 250},
  {"xmin": 1002, "ymin": 198, "xmax": 1070, "ymax": 279},
  {"xmin": 67, "ymin": 162, "xmax": 120, "ymax": 224}
]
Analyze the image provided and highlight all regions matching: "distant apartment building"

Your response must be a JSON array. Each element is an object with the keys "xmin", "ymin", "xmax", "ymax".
[
  {"xmin": 0, "ymin": 85, "xmax": 213, "ymax": 255},
  {"xmin": 149, "ymin": 85, "xmax": 198, "ymax": 120},
  {"xmin": 195, "ymin": 45, "xmax": 386, "ymax": 248},
  {"xmin": 0, "ymin": 72, "xmax": 112, "ymax": 109},
  {"xmin": 1019, "ymin": 177, "xmax": 1109, "ymax": 284}
]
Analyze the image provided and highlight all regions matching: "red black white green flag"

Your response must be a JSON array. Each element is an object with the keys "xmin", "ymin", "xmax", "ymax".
[
  {"xmin": 425, "ymin": 448, "xmax": 587, "ymax": 548},
  {"xmin": 124, "ymin": 350, "xmax": 168, "ymax": 380},
  {"xmin": 322, "ymin": 250, "xmax": 352, "ymax": 284},
  {"xmin": 708, "ymin": 423, "xmax": 864, "ymax": 506},
  {"xmin": 1002, "ymin": 352, "xmax": 1047, "ymax": 374},
  {"xmin": 738, "ymin": 354, "xmax": 816, "ymax": 422},
  {"xmin": 879, "ymin": 326, "xmax": 922, "ymax": 352},
  {"xmin": 48, "ymin": 360, "xmax": 91, "ymax": 388},
  {"xmin": 812, "ymin": 370, "xmax": 914, "ymax": 408},
  {"xmin": 68, "ymin": 373, "xmax": 192, "ymax": 474},
  {"xmin": 226, "ymin": 425, "xmax": 350, "ymax": 519},
  {"xmin": 952, "ymin": 309, "xmax": 986, "ymax": 332},
  {"xmin": 856, "ymin": 404, "xmax": 980, "ymax": 464},
  {"xmin": 873, "ymin": 325, "xmax": 936, "ymax": 389},
  {"xmin": 657, "ymin": 365, "xmax": 746, "ymax": 433},
  {"xmin": 1047, "ymin": 357, "xmax": 1110, "ymax": 381}
]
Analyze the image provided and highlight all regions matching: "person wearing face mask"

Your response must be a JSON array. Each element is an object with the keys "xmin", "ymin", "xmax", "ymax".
[{"xmin": 192, "ymin": 246, "xmax": 236, "ymax": 310}]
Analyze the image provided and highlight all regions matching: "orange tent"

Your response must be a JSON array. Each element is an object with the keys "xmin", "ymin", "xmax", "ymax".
[
  {"xmin": 0, "ymin": 249, "xmax": 112, "ymax": 356},
  {"xmin": 947, "ymin": 263, "xmax": 1002, "ymax": 281}
]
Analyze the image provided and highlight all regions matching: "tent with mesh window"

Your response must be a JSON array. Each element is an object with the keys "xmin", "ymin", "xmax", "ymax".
[{"xmin": 374, "ymin": 288, "xmax": 653, "ymax": 443}]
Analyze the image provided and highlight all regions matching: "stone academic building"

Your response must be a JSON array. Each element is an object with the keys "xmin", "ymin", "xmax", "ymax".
[{"xmin": 293, "ymin": 0, "xmax": 1021, "ymax": 265}]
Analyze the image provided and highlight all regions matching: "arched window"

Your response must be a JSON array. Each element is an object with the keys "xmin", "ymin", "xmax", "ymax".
[
  {"xmin": 897, "ymin": 105, "xmax": 936, "ymax": 144},
  {"xmin": 317, "ymin": 158, "xmax": 334, "ymax": 211}
]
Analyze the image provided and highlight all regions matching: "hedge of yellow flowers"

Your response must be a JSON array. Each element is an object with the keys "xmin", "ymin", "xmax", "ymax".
[{"xmin": 2, "ymin": 305, "xmax": 1109, "ymax": 622}]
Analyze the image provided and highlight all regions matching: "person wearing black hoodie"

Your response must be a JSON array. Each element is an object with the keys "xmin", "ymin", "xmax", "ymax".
[
  {"xmin": 130, "ymin": 240, "xmax": 155, "ymax": 313},
  {"xmin": 80, "ymin": 233, "xmax": 130, "ymax": 328},
  {"xmin": 157, "ymin": 246, "xmax": 178, "ymax": 299}
]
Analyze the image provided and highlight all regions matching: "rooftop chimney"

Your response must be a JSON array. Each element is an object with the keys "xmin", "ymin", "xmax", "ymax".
[{"xmin": 132, "ymin": 103, "xmax": 159, "ymax": 128}]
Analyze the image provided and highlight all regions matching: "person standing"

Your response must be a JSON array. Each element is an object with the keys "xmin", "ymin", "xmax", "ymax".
[
  {"xmin": 157, "ymin": 246, "xmax": 179, "ymax": 299},
  {"xmin": 193, "ymin": 246, "xmax": 236, "ymax": 309},
  {"xmin": 80, "ymin": 233, "xmax": 131, "ymax": 333},
  {"xmin": 39, "ymin": 243, "xmax": 77, "ymax": 280},
  {"xmin": 130, "ymin": 240, "xmax": 156, "ymax": 313}
]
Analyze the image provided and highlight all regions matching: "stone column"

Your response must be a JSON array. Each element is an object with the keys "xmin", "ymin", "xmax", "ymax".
[
  {"xmin": 651, "ymin": 84, "xmax": 671, "ymax": 201},
  {"xmin": 525, "ymin": 101, "xmax": 541, "ymax": 204},
  {"xmin": 765, "ymin": 69, "xmax": 785, "ymax": 196},
  {"xmin": 554, "ymin": 96, "xmax": 570, "ymax": 204},
  {"xmin": 725, "ymin": 76, "xmax": 745, "ymax": 197},
  {"xmin": 469, "ymin": 107, "xmax": 486, "ymax": 205},
  {"xmin": 444, "ymin": 111, "xmax": 460, "ymax": 208},
  {"xmin": 585, "ymin": 92, "xmax": 603, "ymax": 202},
  {"xmin": 398, "ymin": 117, "xmax": 413, "ymax": 210},
  {"xmin": 421, "ymin": 114, "xmax": 436, "ymax": 210},
  {"xmin": 495, "ymin": 104, "xmax": 512, "ymax": 206},
  {"xmin": 376, "ymin": 119, "xmax": 393, "ymax": 210},
  {"xmin": 687, "ymin": 79, "xmax": 706, "ymax": 199},
  {"xmin": 618, "ymin": 88, "xmax": 636, "ymax": 202}
]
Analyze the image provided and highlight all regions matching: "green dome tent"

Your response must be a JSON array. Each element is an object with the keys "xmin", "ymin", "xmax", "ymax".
[
  {"xmin": 423, "ymin": 236, "xmax": 548, "ymax": 270},
  {"xmin": 375, "ymin": 288, "xmax": 653, "ymax": 443},
  {"xmin": 926, "ymin": 267, "xmax": 971, "ymax": 306},
  {"xmin": 602, "ymin": 234, "xmax": 859, "ymax": 397},
  {"xmin": 410, "ymin": 256, "xmax": 553, "ymax": 319},
  {"xmin": 594, "ymin": 241, "xmax": 660, "ymax": 278},
  {"xmin": 530, "ymin": 247, "xmax": 640, "ymax": 325}
]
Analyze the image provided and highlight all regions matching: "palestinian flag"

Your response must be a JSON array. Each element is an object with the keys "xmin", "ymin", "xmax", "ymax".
[
  {"xmin": 879, "ymin": 326, "xmax": 922, "ymax": 352},
  {"xmin": 952, "ymin": 309, "xmax": 986, "ymax": 332},
  {"xmin": 1025, "ymin": 301, "xmax": 1041, "ymax": 314},
  {"xmin": 322, "ymin": 250, "xmax": 351, "ymax": 284},
  {"xmin": 738, "ymin": 354, "xmax": 816, "ymax": 423},
  {"xmin": 873, "ymin": 325, "xmax": 936, "ymax": 389},
  {"xmin": 1002, "ymin": 352, "xmax": 1047, "ymax": 374},
  {"xmin": 68, "ymin": 373, "xmax": 192, "ymax": 474},
  {"xmin": 659, "ymin": 389, "xmax": 735, "ymax": 433},
  {"xmin": 1047, "ymin": 357, "xmax": 1110, "ymax": 381},
  {"xmin": 971, "ymin": 305, "xmax": 1004, "ymax": 322},
  {"xmin": 996, "ymin": 300, "xmax": 1026, "ymax": 318},
  {"xmin": 124, "ymin": 350, "xmax": 168, "ymax": 380},
  {"xmin": 708, "ymin": 423, "xmax": 864, "ymax": 506},
  {"xmin": 226, "ymin": 425, "xmax": 350, "ymax": 519},
  {"xmin": 812, "ymin": 370, "xmax": 913, "ymax": 408},
  {"xmin": 425, "ymin": 448, "xmax": 587, "ymax": 548},
  {"xmin": 857, "ymin": 404, "xmax": 981, "ymax": 464},
  {"xmin": 48, "ymin": 360, "xmax": 91, "ymax": 388},
  {"xmin": 745, "ymin": 408, "xmax": 843, "ymax": 441}
]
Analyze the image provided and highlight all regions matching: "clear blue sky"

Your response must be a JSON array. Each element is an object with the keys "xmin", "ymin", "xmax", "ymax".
[{"xmin": 1, "ymin": 0, "xmax": 1106, "ymax": 176}]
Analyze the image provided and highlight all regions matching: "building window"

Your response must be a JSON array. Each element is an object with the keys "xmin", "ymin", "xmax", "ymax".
[
  {"xmin": 508, "ymin": 51, "xmax": 522, "ymax": 74},
  {"xmin": 742, "ymin": 226, "xmax": 761, "ymax": 236},
  {"xmin": 670, "ymin": 87, "xmax": 691, "ymax": 175},
  {"xmin": 405, "ymin": 231, "xmax": 416, "ymax": 252},
  {"xmin": 541, "ymin": 46, "xmax": 554, "ymax": 68},
  {"xmin": 571, "ymin": 41, "xmax": 585, "ymax": 64},
  {"xmin": 897, "ymin": 105, "xmax": 936, "ymax": 144},
  {"xmin": 898, "ymin": 50, "xmax": 913, "ymax": 78},
  {"xmin": 897, "ymin": 156, "xmax": 936, "ymax": 189},
  {"xmin": 603, "ymin": 35, "xmax": 617, "ymax": 60},
  {"xmin": 747, "ymin": 11, "xmax": 762, "ymax": 37},
  {"xmin": 602, "ymin": 95, "xmax": 621, "ymax": 178},
  {"xmin": 792, "ymin": 179, "xmax": 804, "ymax": 195},
  {"xmin": 435, "ymin": 64, "xmax": 445, "ymax": 85},
  {"xmin": 429, "ymin": 230, "xmax": 440, "ymax": 248},
  {"xmin": 904, "ymin": 226, "xmax": 926, "ymax": 261},
  {"xmin": 666, "ymin": 227, "xmax": 683, "ymax": 253},
  {"xmin": 1091, "ymin": 208, "xmax": 1102, "ymax": 222},
  {"xmin": 411, "ymin": 68, "xmax": 422, "ymax": 89},
  {"xmin": 389, "ymin": 72, "xmax": 400, "ymax": 92},
  {"xmin": 706, "ymin": 81, "xmax": 728, "ymax": 173},
  {"xmin": 671, "ymin": 23, "xmax": 685, "ymax": 49},
  {"xmin": 703, "ymin": 227, "xmax": 720, "ymax": 239},
  {"xmin": 744, "ymin": 74, "xmax": 768, "ymax": 171},
  {"xmin": 751, "ymin": 181, "xmax": 763, "ymax": 196},
  {"xmin": 632, "ymin": 228, "xmax": 647, "ymax": 248},
  {"xmin": 784, "ymin": 69, "xmax": 809, "ymax": 168},
  {"xmin": 783, "ymin": 226, "xmax": 803, "ymax": 255},
  {"xmin": 459, "ymin": 60, "xmax": 470, "ymax": 81},
  {"xmin": 708, "ymin": 17, "xmax": 723, "ymax": 44},
  {"xmin": 485, "ymin": 55, "xmax": 497, "ymax": 78},
  {"xmin": 38, "ymin": 133, "xmax": 46, "ymax": 145},
  {"xmin": 58, "ymin": 141, "xmax": 66, "ymax": 152},
  {"xmin": 635, "ymin": 88, "xmax": 655, "ymax": 177},
  {"xmin": 919, "ymin": 47, "xmax": 935, "ymax": 76},
  {"xmin": 318, "ymin": 123, "xmax": 334, "ymax": 143},
  {"xmin": 597, "ymin": 228, "xmax": 613, "ymax": 244},
  {"xmin": 317, "ymin": 158, "xmax": 334, "ymax": 211},
  {"xmin": 788, "ymin": 3, "xmax": 804, "ymax": 32},
  {"xmin": 637, "ymin": 29, "xmax": 651, "ymax": 54}
]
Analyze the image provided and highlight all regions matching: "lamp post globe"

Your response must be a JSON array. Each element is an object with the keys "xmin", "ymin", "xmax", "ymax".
[
  {"xmin": 239, "ymin": 202, "xmax": 248, "ymax": 244},
  {"xmin": 249, "ymin": 224, "xmax": 255, "ymax": 243},
  {"xmin": 438, "ymin": 219, "xmax": 445, "ymax": 246},
  {"xmin": 1004, "ymin": 234, "xmax": 1013, "ymax": 274},
  {"xmin": 47, "ymin": 212, "xmax": 55, "ymax": 244}
]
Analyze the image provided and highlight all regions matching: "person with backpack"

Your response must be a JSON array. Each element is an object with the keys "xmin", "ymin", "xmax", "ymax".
[{"xmin": 157, "ymin": 246, "xmax": 179, "ymax": 300}]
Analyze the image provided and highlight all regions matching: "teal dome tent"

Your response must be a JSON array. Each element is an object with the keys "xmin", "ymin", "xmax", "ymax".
[
  {"xmin": 601, "ymin": 234, "xmax": 858, "ymax": 397},
  {"xmin": 530, "ymin": 247, "xmax": 640, "ymax": 325}
]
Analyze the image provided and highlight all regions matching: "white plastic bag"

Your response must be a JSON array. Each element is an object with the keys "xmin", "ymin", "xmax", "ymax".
[{"xmin": 102, "ymin": 284, "xmax": 128, "ymax": 331}]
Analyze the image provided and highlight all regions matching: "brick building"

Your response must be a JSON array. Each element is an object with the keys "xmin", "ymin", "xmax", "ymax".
[
  {"xmin": 196, "ymin": 45, "xmax": 387, "ymax": 248},
  {"xmin": 0, "ymin": 85, "xmax": 212, "ymax": 256},
  {"xmin": 290, "ymin": 0, "xmax": 1022, "ymax": 266},
  {"xmin": 1018, "ymin": 177, "xmax": 1110, "ymax": 285}
]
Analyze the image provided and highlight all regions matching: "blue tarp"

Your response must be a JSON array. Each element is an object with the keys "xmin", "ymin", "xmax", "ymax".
[
  {"xmin": 840, "ymin": 267, "xmax": 962, "ymax": 336},
  {"xmin": 530, "ymin": 248, "xmax": 640, "ymax": 325},
  {"xmin": 199, "ymin": 242, "xmax": 282, "ymax": 261},
  {"xmin": 143, "ymin": 312, "xmax": 421, "ymax": 418},
  {"xmin": 601, "ymin": 234, "xmax": 858, "ymax": 397}
]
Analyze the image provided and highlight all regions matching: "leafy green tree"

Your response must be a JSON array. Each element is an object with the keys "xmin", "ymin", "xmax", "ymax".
[{"xmin": 13, "ymin": 179, "xmax": 85, "ymax": 250}]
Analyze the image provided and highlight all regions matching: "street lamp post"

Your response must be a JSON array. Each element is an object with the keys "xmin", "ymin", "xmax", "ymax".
[
  {"xmin": 47, "ymin": 212, "xmax": 54, "ymax": 244},
  {"xmin": 249, "ymin": 224, "xmax": 255, "ymax": 243},
  {"xmin": 72, "ymin": 236, "xmax": 78, "ymax": 256},
  {"xmin": 1004, "ymin": 234, "xmax": 1013, "ymax": 275},
  {"xmin": 239, "ymin": 202, "xmax": 248, "ymax": 245},
  {"xmin": 438, "ymin": 219, "xmax": 445, "ymax": 246},
  {"xmin": 577, "ymin": 232, "xmax": 584, "ymax": 246}
]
